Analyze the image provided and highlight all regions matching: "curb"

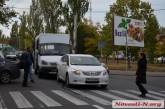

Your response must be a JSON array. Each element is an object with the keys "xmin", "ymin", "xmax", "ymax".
[{"xmin": 109, "ymin": 70, "xmax": 165, "ymax": 77}]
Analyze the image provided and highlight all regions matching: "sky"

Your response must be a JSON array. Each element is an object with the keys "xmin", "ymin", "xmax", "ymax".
[{"xmin": 1, "ymin": 0, "xmax": 165, "ymax": 36}]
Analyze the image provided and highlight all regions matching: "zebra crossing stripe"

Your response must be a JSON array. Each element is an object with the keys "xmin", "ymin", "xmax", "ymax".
[
  {"xmin": 128, "ymin": 90, "xmax": 164, "ymax": 100},
  {"xmin": 31, "ymin": 91, "xmax": 62, "ymax": 107},
  {"xmin": 71, "ymin": 90, "xmax": 111, "ymax": 105},
  {"xmin": 161, "ymin": 91, "xmax": 165, "ymax": 93},
  {"xmin": 0, "ymin": 95, "xmax": 7, "ymax": 109},
  {"xmin": 149, "ymin": 90, "xmax": 165, "ymax": 98},
  {"xmin": 93, "ymin": 105, "xmax": 105, "ymax": 109},
  {"xmin": 9, "ymin": 91, "xmax": 33, "ymax": 108},
  {"xmin": 0, "ymin": 96, "xmax": 3, "ymax": 109},
  {"xmin": 52, "ymin": 90, "xmax": 88, "ymax": 105},
  {"xmin": 109, "ymin": 90, "xmax": 141, "ymax": 99},
  {"xmin": 91, "ymin": 90, "xmax": 125, "ymax": 100},
  {"xmin": 0, "ymin": 101, "xmax": 2, "ymax": 109}
]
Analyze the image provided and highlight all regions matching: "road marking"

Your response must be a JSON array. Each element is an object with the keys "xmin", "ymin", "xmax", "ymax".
[
  {"xmin": 72, "ymin": 90, "xmax": 111, "ymax": 105},
  {"xmin": 91, "ymin": 90, "xmax": 125, "ymax": 100},
  {"xmin": 52, "ymin": 90, "xmax": 88, "ymax": 105},
  {"xmin": 9, "ymin": 91, "xmax": 33, "ymax": 108},
  {"xmin": 109, "ymin": 90, "xmax": 141, "ymax": 99},
  {"xmin": 161, "ymin": 91, "xmax": 165, "ymax": 93},
  {"xmin": 0, "ymin": 96, "xmax": 3, "ymax": 109},
  {"xmin": 93, "ymin": 105, "xmax": 105, "ymax": 109},
  {"xmin": 0, "ymin": 95, "xmax": 7, "ymax": 109},
  {"xmin": 149, "ymin": 90, "xmax": 165, "ymax": 98},
  {"xmin": 0, "ymin": 100, "xmax": 2, "ymax": 109},
  {"xmin": 31, "ymin": 91, "xmax": 62, "ymax": 107},
  {"xmin": 128, "ymin": 90, "xmax": 164, "ymax": 100}
]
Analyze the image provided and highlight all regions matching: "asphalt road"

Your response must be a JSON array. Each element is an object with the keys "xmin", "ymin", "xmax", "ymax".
[{"xmin": 0, "ymin": 71, "xmax": 165, "ymax": 109}]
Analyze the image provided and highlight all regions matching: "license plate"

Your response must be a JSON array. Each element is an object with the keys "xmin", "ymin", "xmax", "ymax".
[{"xmin": 86, "ymin": 78, "xmax": 99, "ymax": 81}]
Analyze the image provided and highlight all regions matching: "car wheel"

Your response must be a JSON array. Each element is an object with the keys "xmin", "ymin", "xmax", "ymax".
[
  {"xmin": 38, "ymin": 71, "xmax": 43, "ymax": 78},
  {"xmin": 0, "ymin": 71, "xmax": 11, "ymax": 84},
  {"xmin": 65, "ymin": 74, "xmax": 70, "ymax": 87},
  {"xmin": 35, "ymin": 69, "xmax": 38, "ymax": 75},
  {"xmin": 35, "ymin": 67, "xmax": 39, "ymax": 75},
  {"xmin": 101, "ymin": 85, "xmax": 108, "ymax": 89}
]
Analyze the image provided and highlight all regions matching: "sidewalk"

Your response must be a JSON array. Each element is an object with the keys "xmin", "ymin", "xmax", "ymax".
[{"xmin": 109, "ymin": 70, "xmax": 165, "ymax": 77}]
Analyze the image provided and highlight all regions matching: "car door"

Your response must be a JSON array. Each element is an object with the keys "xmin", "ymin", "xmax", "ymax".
[{"xmin": 60, "ymin": 55, "xmax": 69, "ymax": 80}]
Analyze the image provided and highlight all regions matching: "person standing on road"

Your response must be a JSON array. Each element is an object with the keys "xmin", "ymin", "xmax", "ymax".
[
  {"xmin": 136, "ymin": 52, "xmax": 148, "ymax": 97},
  {"xmin": 28, "ymin": 48, "xmax": 35, "ymax": 83},
  {"xmin": 21, "ymin": 47, "xmax": 34, "ymax": 87}
]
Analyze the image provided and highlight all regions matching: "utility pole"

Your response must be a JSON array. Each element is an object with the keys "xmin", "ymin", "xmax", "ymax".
[
  {"xmin": 73, "ymin": 13, "xmax": 78, "ymax": 53},
  {"xmin": 89, "ymin": 0, "xmax": 92, "ymax": 22}
]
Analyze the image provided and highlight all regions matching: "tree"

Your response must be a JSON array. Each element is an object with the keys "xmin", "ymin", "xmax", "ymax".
[
  {"xmin": 18, "ymin": 12, "xmax": 33, "ymax": 49},
  {"xmin": 77, "ymin": 20, "xmax": 99, "ymax": 54},
  {"xmin": 0, "ymin": 0, "xmax": 16, "ymax": 25},
  {"xmin": 10, "ymin": 21, "xmax": 19, "ymax": 48},
  {"xmin": 103, "ymin": 0, "xmax": 156, "ymax": 60},
  {"xmin": 26, "ymin": 0, "xmax": 44, "ymax": 38},
  {"xmin": 63, "ymin": 0, "xmax": 89, "ymax": 52},
  {"xmin": 144, "ymin": 15, "xmax": 159, "ymax": 62},
  {"xmin": 39, "ymin": 0, "xmax": 63, "ymax": 33},
  {"xmin": 155, "ymin": 42, "xmax": 165, "ymax": 57}
]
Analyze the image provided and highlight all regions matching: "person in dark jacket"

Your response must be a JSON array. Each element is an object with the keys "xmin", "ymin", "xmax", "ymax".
[
  {"xmin": 21, "ymin": 47, "xmax": 34, "ymax": 87},
  {"xmin": 136, "ymin": 52, "xmax": 148, "ymax": 97},
  {"xmin": 28, "ymin": 49, "xmax": 35, "ymax": 83}
]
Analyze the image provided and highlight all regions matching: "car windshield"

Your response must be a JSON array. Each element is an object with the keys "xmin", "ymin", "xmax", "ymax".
[
  {"xmin": 39, "ymin": 43, "xmax": 70, "ymax": 56},
  {"xmin": 70, "ymin": 56, "xmax": 101, "ymax": 66}
]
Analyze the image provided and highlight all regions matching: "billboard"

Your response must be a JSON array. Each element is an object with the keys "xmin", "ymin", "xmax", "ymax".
[{"xmin": 113, "ymin": 15, "xmax": 144, "ymax": 47}]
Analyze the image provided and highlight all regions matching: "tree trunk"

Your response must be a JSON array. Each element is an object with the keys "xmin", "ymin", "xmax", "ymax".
[{"xmin": 73, "ymin": 13, "xmax": 78, "ymax": 53}]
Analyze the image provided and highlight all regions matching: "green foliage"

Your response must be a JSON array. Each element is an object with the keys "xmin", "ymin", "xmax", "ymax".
[
  {"xmin": 39, "ymin": 0, "xmax": 63, "ymax": 33},
  {"xmin": 77, "ymin": 20, "xmax": 99, "ymax": 54},
  {"xmin": 27, "ymin": 0, "xmax": 44, "ymax": 38},
  {"xmin": 0, "ymin": 0, "xmax": 16, "ymax": 25},
  {"xmin": 155, "ymin": 42, "xmax": 165, "ymax": 56},
  {"xmin": 103, "ymin": 0, "xmax": 157, "ymax": 60},
  {"xmin": 10, "ymin": 21, "xmax": 19, "ymax": 48},
  {"xmin": 144, "ymin": 15, "xmax": 159, "ymax": 62},
  {"xmin": 63, "ymin": 0, "xmax": 89, "ymax": 47},
  {"xmin": 18, "ymin": 12, "xmax": 31, "ymax": 49}
]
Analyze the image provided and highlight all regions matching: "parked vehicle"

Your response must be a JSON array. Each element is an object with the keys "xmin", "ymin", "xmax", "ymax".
[
  {"xmin": 0, "ymin": 44, "xmax": 18, "ymax": 60},
  {"xmin": 0, "ymin": 51, "xmax": 21, "ymax": 84},
  {"xmin": 34, "ymin": 33, "xmax": 72, "ymax": 78},
  {"xmin": 57, "ymin": 54, "xmax": 109, "ymax": 88},
  {"xmin": 115, "ymin": 51, "xmax": 125, "ymax": 60},
  {"xmin": 157, "ymin": 56, "xmax": 165, "ymax": 64}
]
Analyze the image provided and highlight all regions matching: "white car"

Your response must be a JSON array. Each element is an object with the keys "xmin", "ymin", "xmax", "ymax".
[
  {"xmin": 57, "ymin": 54, "xmax": 109, "ymax": 88},
  {"xmin": 157, "ymin": 56, "xmax": 165, "ymax": 63}
]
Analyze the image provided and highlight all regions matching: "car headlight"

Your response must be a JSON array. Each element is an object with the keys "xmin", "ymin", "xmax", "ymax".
[
  {"xmin": 42, "ymin": 60, "xmax": 48, "ymax": 65},
  {"xmin": 72, "ymin": 70, "xmax": 81, "ymax": 75}
]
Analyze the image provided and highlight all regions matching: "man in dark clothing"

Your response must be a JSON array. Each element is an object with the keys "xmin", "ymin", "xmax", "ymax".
[
  {"xmin": 136, "ymin": 52, "xmax": 148, "ymax": 97},
  {"xmin": 28, "ymin": 49, "xmax": 35, "ymax": 83},
  {"xmin": 21, "ymin": 47, "xmax": 33, "ymax": 87}
]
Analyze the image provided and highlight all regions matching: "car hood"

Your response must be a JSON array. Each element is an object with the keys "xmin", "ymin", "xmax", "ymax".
[
  {"xmin": 40, "ymin": 56, "xmax": 62, "ymax": 63},
  {"xmin": 70, "ymin": 65, "xmax": 106, "ymax": 72}
]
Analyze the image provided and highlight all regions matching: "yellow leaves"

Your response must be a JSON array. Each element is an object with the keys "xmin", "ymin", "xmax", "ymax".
[
  {"xmin": 84, "ymin": 36, "xmax": 99, "ymax": 54},
  {"xmin": 155, "ymin": 42, "xmax": 165, "ymax": 56}
]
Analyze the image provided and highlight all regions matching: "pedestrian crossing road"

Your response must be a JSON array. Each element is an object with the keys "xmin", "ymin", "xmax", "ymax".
[{"xmin": 0, "ymin": 89, "xmax": 165, "ymax": 109}]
